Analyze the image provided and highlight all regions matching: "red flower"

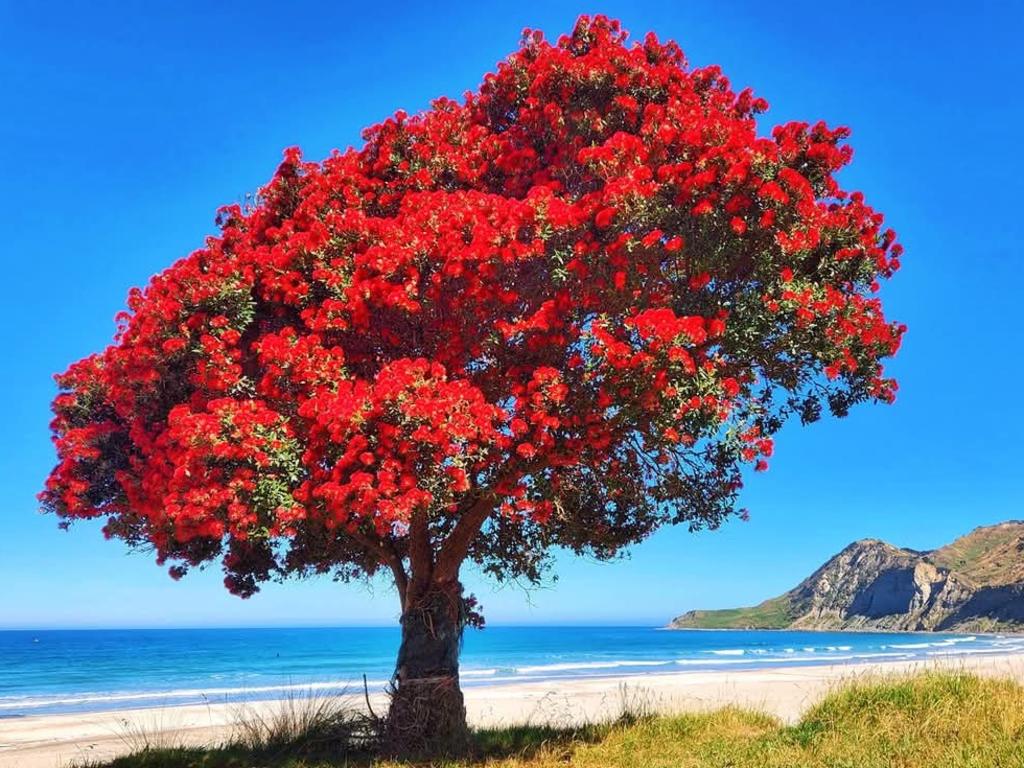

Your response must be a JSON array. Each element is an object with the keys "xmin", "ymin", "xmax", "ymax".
[
  {"xmin": 594, "ymin": 207, "xmax": 617, "ymax": 229},
  {"xmin": 516, "ymin": 443, "xmax": 537, "ymax": 459}
]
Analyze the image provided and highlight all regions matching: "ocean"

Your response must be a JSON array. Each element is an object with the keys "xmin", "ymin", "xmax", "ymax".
[{"xmin": 1, "ymin": 626, "xmax": 1020, "ymax": 717}]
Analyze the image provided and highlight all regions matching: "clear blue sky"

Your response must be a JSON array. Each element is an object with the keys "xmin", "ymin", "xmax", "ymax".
[{"xmin": 2, "ymin": 1, "xmax": 1022, "ymax": 629}]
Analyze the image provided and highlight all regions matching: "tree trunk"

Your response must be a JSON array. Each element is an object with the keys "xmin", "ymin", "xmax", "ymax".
[{"xmin": 382, "ymin": 579, "xmax": 469, "ymax": 758}]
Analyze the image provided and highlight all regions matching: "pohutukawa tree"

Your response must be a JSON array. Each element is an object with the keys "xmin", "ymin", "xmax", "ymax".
[{"xmin": 42, "ymin": 15, "xmax": 904, "ymax": 754}]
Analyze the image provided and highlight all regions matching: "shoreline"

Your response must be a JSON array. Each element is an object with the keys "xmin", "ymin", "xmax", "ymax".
[
  {"xmin": 6, "ymin": 626, "xmax": 1014, "ymax": 716},
  {"xmin": 659, "ymin": 625, "xmax": 1024, "ymax": 635},
  {"xmin": 3, "ymin": 652, "xmax": 1024, "ymax": 768},
  {"xmin": 0, "ymin": 655, "xmax": 992, "ymax": 723}
]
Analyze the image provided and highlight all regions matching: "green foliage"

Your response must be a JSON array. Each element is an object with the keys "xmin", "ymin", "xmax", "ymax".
[{"xmin": 671, "ymin": 596, "xmax": 795, "ymax": 629}]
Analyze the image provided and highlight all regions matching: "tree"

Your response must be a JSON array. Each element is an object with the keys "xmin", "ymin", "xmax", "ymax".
[{"xmin": 41, "ymin": 15, "xmax": 904, "ymax": 755}]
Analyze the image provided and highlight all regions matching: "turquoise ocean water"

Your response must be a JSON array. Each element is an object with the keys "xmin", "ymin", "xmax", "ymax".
[{"xmin": 1, "ymin": 627, "xmax": 1019, "ymax": 717}]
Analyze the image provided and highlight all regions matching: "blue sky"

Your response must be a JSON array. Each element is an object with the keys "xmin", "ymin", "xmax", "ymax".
[{"xmin": 2, "ymin": 1, "xmax": 1022, "ymax": 629}]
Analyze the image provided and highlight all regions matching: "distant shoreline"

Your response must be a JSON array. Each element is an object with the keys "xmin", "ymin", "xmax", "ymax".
[{"xmin": 661, "ymin": 625, "xmax": 1024, "ymax": 635}]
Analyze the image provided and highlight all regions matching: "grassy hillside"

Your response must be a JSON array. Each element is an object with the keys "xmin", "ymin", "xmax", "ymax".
[
  {"xmin": 83, "ymin": 672, "xmax": 1024, "ymax": 768},
  {"xmin": 669, "ymin": 596, "xmax": 794, "ymax": 629},
  {"xmin": 930, "ymin": 521, "xmax": 1024, "ymax": 586},
  {"xmin": 672, "ymin": 521, "xmax": 1024, "ymax": 631}
]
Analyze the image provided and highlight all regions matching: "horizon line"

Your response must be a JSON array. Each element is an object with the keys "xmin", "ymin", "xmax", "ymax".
[{"xmin": 0, "ymin": 621, "xmax": 670, "ymax": 632}]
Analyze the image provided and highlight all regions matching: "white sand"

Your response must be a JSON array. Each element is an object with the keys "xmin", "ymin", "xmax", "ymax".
[{"xmin": 3, "ymin": 653, "xmax": 1023, "ymax": 768}]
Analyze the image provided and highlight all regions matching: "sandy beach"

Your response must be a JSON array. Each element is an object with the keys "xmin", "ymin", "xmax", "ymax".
[{"xmin": 2, "ymin": 652, "xmax": 1022, "ymax": 768}]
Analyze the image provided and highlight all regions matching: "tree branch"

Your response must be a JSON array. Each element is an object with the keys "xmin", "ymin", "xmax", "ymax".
[
  {"xmin": 347, "ymin": 527, "xmax": 408, "ymax": 603},
  {"xmin": 433, "ymin": 492, "xmax": 496, "ymax": 582}
]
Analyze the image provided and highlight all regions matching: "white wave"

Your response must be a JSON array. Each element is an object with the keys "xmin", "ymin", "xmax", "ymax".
[
  {"xmin": 707, "ymin": 649, "xmax": 745, "ymax": 656},
  {"xmin": 849, "ymin": 652, "xmax": 915, "ymax": 659},
  {"xmin": 927, "ymin": 646, "xmax": 1024, "ymax": 657},
  {"xmin": 765, "ymin": 654, "xmax": 906, "ymax": 663},
  {"xmin": 886, "ymin": 636, "xmax": 984, "ymax": 650},
  {"xmin": 515, "ymin": 660, "xmax": 672, "ymax": 674},
  {"xmin": 670, "ymin": 651, "xmax": 909, "ymax": 667},
  {"xmin": 884, "ymin": 642, "xmax": 933, "ymax": 649},
  {"xmin": 684, "ymin": 654, "xmax": 851, "ymax": 665},
  {"xmin": 462, "ymin": 669, "xmax": 498, "ymax": 677},
  {"xmin": 0, "ymin": 679, "xmax": 391, "ymax": 712}
]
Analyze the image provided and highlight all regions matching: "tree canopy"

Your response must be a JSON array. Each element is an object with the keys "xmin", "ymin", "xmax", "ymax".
[{"xmin": 42, "ymin": 16, "xmax": 904, "ymax": 608}]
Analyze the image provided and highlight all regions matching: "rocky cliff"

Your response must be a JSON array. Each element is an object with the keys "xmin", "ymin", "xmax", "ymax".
[{"xmin": 670, "ymin": 522, "xmax": 1024, "ymax": 632}]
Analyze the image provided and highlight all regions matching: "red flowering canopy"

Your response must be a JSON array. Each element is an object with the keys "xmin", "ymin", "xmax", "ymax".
[{"xmin": 42, "ymin": 17, "xmax": 903, "ymax": 606}]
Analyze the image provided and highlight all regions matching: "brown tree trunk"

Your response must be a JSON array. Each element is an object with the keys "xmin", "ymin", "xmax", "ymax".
[{"xmin": 382, "ymin": 579, "xmax": 469, "ymax": 758}]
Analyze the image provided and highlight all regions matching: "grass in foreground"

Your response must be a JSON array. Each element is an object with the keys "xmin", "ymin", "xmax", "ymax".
[{"xmin": 82, "ymin": 671, "xmax": 1024, "ymax": 768}]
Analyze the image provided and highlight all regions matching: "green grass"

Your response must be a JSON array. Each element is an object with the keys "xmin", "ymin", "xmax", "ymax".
[
  {"xmin": 80, "ymin": 672, "xmax": 1024, "ymax": 768},
  {"xmin": 671, "ymin": 595, "xmax": 795, "ymax": 629},
  {"xmin": 931, "ymin": 521, "xmax": 1024, "ymax": 586}
]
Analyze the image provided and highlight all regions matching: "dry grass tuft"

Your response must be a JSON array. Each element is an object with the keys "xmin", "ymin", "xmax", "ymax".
[{"xmin": 232, "ymin": 689, "xmax": 377, "ymax": 756}]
